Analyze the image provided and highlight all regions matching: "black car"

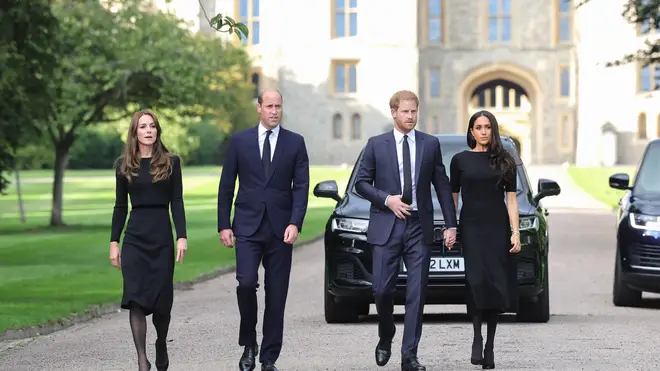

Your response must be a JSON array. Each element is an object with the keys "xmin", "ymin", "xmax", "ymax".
[
  {"xmin": 313, "ymin": 134, "xmax": 561, "ymax": 323},
  {"xmin": 609, "ymin": 138, "xmax": 660, "ymax": 307}
]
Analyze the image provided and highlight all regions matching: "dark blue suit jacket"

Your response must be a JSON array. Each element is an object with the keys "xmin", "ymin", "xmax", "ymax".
[
  {"xmin": 355, "ymin": 130, "xmax": 457, "ymax": 246},
  {"xmin": 217, "ymin": 125, "xmax": 310, "ymax": 239}
]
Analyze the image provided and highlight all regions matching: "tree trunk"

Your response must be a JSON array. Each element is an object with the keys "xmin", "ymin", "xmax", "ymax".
[
  {"xmin": 14, "ymin": 162, "xmax": 26, "ymax": 223},
  {"xmin": 50, "ymin": 140, "xmax": 72, "ymax": 227}
]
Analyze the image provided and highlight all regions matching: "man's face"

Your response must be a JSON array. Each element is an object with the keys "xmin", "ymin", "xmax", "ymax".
[
  {"xmin": 257, "ymin": 91, "xmax": 283, "ymax": 129},
  {"xmin": 392, "ymin": 99, "xmax": 418, "ymax": 133}
]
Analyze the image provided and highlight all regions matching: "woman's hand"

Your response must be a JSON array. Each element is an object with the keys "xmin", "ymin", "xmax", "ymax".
[
  {"xmin": 176, "ymin": 238, "xmax": 188, "ymax": 263},
  {"xmin": 509, "ymin": 232, "xmax": 521, "ymax": 253},
  {"xmin": 110, "ymin": 242, "xmax": 121, "ymax": 269}
]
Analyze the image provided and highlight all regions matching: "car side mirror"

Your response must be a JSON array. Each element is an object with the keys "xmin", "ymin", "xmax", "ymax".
[
  {"xmin": 313, "ymin": 180, "xmax": 342, "ymax": 202},
  {"xmin": 533, "ymin": 178, "xmax": 561, "ymax": 204},
  {"xmin": 609, "ymin": 173, "xmax": 631, "ymax": 190}
]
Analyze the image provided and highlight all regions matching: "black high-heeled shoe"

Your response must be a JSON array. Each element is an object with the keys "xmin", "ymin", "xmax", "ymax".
[
  {"xmin": 482, "ymin": 345, "xmax": 494, "ymax": 369},
  {"xmin": 155, "ymin": 339, "xmax": 169, "ymax": 371},
  {"xmin": 471, "ymin": 336, "xmax": 483, "ymax": 365}
]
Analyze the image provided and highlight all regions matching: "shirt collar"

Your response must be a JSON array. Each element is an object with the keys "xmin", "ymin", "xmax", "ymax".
[
  {"xmin": 393, "ymin": 127, "xmax": 416, "ymax": 143},
  {"xmin": 259, "ymin": 122, "xmax": 280, "ymax": 137}
]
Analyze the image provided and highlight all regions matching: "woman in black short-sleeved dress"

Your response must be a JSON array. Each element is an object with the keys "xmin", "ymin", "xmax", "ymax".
[
  {"xmin": 110, "ymin": 110, "xmax": 188, "ymax": 371},
  {"xmin": 449, "ymin": 110, "xmax": 521, "ymax": 370}
]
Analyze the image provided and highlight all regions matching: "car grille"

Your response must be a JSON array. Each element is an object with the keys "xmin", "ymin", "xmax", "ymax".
[
  {"xmin": 336, "ymin": 255, "xmax": 367, "ymax": 281},
  {"xmin": 628, "ymin": 244, "xmax": 660, "ymax": 270},
  {"xmin": 517, "ymin": 260, "xmax": 536, "ymax": 281},
  {"xmin": 431, "ymin": 225, "xmax": 463, "ymax": 256}
]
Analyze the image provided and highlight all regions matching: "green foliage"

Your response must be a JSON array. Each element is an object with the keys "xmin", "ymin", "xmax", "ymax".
[
  {"xmin": 0, "ymin": 0, "xmax": 59, "ymax": 192},
  {"xmin": 208, "ymin": 13, "xmax": 250, "ymax": 40},
  {"xmin": 26, "ymin": 0, "xmax": 256, "ymax": 224}
]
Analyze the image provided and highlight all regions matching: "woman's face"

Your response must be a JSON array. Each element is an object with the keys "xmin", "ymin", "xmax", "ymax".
[
  {"xmin": 471, "ymin": 116, "xmax": 492, "ymax": 147},
  {"xmin": 136, "ymin": 114, "xmax": 157, "ymax": 147}
]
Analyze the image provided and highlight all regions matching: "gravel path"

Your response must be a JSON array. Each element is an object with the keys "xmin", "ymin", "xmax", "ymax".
[{"xmin": 2, "ymin": 208, "xmax": 660, "ymax": 371}]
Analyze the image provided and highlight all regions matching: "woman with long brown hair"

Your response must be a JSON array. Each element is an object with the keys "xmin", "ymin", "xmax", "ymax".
[
  {"xmin": 109, "ymin": 109, "xmax": 188, "ymax": 371},
  {"xmin": 449, "ymin": 110, "xmax": 520, "ymax": 369}
]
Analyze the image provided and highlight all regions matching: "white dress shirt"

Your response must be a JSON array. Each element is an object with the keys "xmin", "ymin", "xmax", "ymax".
[
  {"xmin": 258, "ymin": 122, "xmax": 279, "ymax": 161},
  {"xmin": 393, "ymin": 128, "xmax": 417, "ymax": 211}
]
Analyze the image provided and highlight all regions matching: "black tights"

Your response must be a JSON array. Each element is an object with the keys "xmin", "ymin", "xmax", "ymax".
[
  {"xmin": 129, "ymin": 305, "xmax": 171, "ymax": 371},
  {"xmin": 472, "ymin": 309, "xmax": 498, "ymax": 349}
]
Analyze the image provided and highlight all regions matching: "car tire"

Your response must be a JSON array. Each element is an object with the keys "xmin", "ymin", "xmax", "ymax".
[
  {"xmin": 324, "ymin": 267, "xmax": 360, "ymax": 324},
  {"xmin": 612, "ymin": 248, "xmax": 642, "ymax": 307},
  {"xmin": 516, "ymin": 259, "xmax": 550, "ymax": 323}
]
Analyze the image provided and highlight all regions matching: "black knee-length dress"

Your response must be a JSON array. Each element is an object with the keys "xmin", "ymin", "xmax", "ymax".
[
  {"xmin": 110, "ymin": 155, "xmax": 187, "ymax": 316},
  {"xmin": 449, "ymin": 150, "xmax": 518, "ymax": 315}
]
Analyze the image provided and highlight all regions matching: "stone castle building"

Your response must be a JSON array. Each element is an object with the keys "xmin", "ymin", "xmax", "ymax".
[{"xmin": 156, "ymin": 0, "xmax": 660, "ymax": 166}]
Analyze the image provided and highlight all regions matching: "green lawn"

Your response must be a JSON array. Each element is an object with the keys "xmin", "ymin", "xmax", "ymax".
[
  {"xmin": 567, "ymin": 166, "xmax": 636, "ymax": 209},
  {"xmin": 0, "ymin": 166, "xmax": 352, "ymax": 334}
]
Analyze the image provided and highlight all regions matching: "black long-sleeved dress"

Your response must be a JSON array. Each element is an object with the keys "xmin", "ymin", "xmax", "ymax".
[{"xmin": 110, "ymin": 155, "xmax": 187, "ymax": 316}]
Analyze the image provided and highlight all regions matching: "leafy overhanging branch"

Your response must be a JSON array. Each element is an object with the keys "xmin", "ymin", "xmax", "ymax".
[{"xmin": 196, "ymin": 0, "xmax": 250, "ymax": 40}]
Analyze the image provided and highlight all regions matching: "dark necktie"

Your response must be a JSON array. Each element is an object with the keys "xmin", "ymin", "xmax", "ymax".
[
  {"xmin": 402, "ymin": 135, "xmax": 413, "ymax": 205},
  {"xmin": 263, "ymin": 130, "xmax": 272, "ymax": 176}
]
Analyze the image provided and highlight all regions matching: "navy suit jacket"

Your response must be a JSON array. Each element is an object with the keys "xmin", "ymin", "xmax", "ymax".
[
  {"xmin": 355, "ymin": 130, "xmax": 458, "ymax": 246},
  {"xmin": 217, "ymin": 125, "xmax": 310, "ymax": 239}
]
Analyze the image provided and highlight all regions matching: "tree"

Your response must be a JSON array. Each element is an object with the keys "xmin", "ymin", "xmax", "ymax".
[
  {"xmin": 41, "ymin": 0, "xmax": 255, "ymax": 226},
  {"xmin": 0, "ymin": 0, "xmax": 59, "ymax": 194}
]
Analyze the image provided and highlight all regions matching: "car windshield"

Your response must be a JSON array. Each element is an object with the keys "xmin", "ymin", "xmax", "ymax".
[
  {"xmin": 349, "ymin": 137, "xmax": 525, "ymax": 194},
  {"xmin": 633, "ymin": 143, "xmax": 660, "ymax": 196}
]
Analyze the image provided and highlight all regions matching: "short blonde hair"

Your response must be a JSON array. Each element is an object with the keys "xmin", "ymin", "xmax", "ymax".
[{"xmin": 389, "ymin": 90, "xmax": 419, "ymax": 110}]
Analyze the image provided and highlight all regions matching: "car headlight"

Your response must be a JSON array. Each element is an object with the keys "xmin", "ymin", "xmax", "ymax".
[
  {"xmin": 331, "ymin": 217, "xmax": 369, "ymax": 233},
  {"xmin": 520, "ymin": 216, "xmax": 538, "ymax": 231},
  {"xmin": 629, "ymin": 213, "xmax": 660, "ymax": 231}
]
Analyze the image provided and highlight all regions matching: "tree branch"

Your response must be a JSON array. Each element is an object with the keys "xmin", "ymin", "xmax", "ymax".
[{"xmin": 196, "ymin": 0, "xmax": 250, "ymax": 40}]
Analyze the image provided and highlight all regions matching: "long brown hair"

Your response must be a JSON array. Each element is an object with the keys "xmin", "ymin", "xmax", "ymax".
[
  {"xmin": 115, "ymin": 110, "xmax": 172, "ymax": 183},
  {"xmin": 466, "ymin": 110, "xmax": 517, "ymax": 187}
]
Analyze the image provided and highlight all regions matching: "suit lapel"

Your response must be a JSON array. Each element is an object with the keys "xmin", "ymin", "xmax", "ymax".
[
  {"xmin": 265, "ymin": 127, "xmax": 285, "ymax": 183},
  {"xmin": 248, "ymin": 126, "xmax": 266, "ymax": 182},
  {"xmin": 386, "ymin": 131, "xmax": 402, "ymax": 193},
  {"xmin": 414, "ymin": 133, "xmax": 425, "ymax": 186}
]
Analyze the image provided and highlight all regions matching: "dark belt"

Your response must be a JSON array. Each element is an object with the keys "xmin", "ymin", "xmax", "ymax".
[{"xmin": 131, "ymin": 205, "xmax": 168, "ymax": 210}]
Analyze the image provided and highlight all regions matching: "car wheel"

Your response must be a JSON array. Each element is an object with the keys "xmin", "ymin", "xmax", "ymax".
[
  {"xmin": 612, "ymin": 248, "xmax": 642, "ymax": 307},
  {"xmin": 324, "ymin": 267, "xmax": 360, "ymax": 324},
  {"xmin": 516, "ymin": 258, "xmax": 550, "ymax": 323}
]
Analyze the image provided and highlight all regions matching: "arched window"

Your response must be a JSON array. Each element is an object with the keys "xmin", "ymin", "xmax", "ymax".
[
  {"xmin": 332, "ymin": 113, "xmax": 343, "ymax": 139},
  {"xmin": 351, "ymin": 114, "xmax": 361, "ymax": 140}
]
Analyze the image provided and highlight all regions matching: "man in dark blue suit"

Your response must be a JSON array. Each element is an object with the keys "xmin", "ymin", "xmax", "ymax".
[
  {"xmin": 355, "ymin": 90, "xmax": 458, "ymax": 371},
  {"xmin": 217, "ymin": 88, "xmax": 309, "ymax": 371}
]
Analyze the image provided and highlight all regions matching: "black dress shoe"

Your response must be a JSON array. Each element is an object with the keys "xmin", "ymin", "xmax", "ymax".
[
  {"xmin": 375, "ymin": 342, "xmax": 392, "ymax": 367},
  {"xmin": 155, "ymin": 339, "xmax": 169, "ymax": 371},
  {"xmin": 471, "ymin": 336, "xmax": 483, "ymax": 365},
  {"xmin": 239, "ymin": 345, "xmax": 259, "ymax": 371},
  {"xmin": 401, "ymin": 356, "xmax": 426, "ymax": 371},
  {"xmin": 375, "ymin": 325, "xmax": 396, "ymax": 366},
  {"xmin": 261, "ymin": 361, "xmax": 278, "ymax": 371}
]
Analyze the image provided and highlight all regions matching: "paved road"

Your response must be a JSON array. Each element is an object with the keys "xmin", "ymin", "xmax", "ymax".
[{"xmin": 3, "ymin": 208, "xmax": 660, "ymax": 370}]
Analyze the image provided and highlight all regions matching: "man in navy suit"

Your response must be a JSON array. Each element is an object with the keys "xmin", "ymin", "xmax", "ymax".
[
  {"xmin": 218, "ymin": 88, "xmax": 309, "ymax": 371},
  {"xmin": 355, "ymin": 90, "xmax": 458, "ymax": 371}
]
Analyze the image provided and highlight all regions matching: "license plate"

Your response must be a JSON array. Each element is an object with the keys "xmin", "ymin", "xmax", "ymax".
[{"xmin": 401, "ymin": 257, "xmax": 465, "ymax": 273}]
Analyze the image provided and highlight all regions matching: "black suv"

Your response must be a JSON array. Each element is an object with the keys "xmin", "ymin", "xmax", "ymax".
[
  {"xmin": 609, "ymin": 138, "xmax": 660, "ymax": 307},
  {"xmin": 313, "ymin": 134, "xmax": 561, "ymax": 323}
]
